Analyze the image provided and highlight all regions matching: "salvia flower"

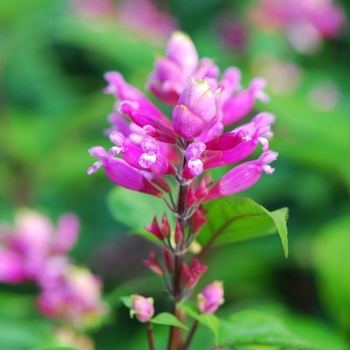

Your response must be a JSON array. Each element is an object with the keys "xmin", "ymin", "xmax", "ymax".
[
  {"xmin": 88, "ymin": 32, "xmax": 278, "ymax": 305},
  {"xmin": 130, "ymin": 294, "xmax": 154, "ymax": 323},
  {"xmin": 197, "ymin": 281, "xmax": 224, "ymax": 314}
]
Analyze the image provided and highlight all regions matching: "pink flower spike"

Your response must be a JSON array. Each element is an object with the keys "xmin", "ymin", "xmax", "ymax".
[
  {"xmin": 205, "ymin": 150, "xmax": 278, "ymax": 201},
  {"xmin": 130, "ymin": 294, "xmax": 154, "ymax": 323},
  {"xmin": 197, "ymin": 281, "xmax": 224, "ymax": 314},
  {"xmin": 53, "ymin": 214, "xmax": 80, "ymax": 254},
  {"xmin": 185, "ymin": 142, "xmax": 206, "ymax": 176}
]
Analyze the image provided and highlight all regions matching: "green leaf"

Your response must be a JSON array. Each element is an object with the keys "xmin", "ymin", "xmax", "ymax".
[
  {"xmin": 218, "ymin": 310, "xmax": 318, "ymax": 349},
  {"xmin": 31, "ymin": 348, "xmax": 78, "ymax": 350},
  {"xmin": 199, "ymin": 196, "xmax": 289, "ymax": 257},
  {"xmin": 312, "ymin": 216, "xmax": 350, "ymax": 331},
  {"xmin": 150, "ymin": 313, "xmax": 188, "ymax": 330},
  {"xmin": 180, "ymin": 301, "xmax": 220, "ymax": 344},
  {"xmin": 120, "ymin": 296, "xmax": 133, "ymax": 309}
]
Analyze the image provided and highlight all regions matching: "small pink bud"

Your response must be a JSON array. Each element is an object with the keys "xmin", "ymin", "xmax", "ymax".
[
  {"xmin": 130, "ymin": 294, "xmax": 154, "ymax": 323},
  {"xmin": 145, "ymin": 217, "xmax": 164, "ymax": 241},
  {"xmin": 186, "ymin": 185, "xmax": 197, "ymax": 208},
  {"xmin": 192, "ymin": 209, "xmax": 208, "ymax": 235},
  {"xmin": 161, "ymin": 213, "xmax": 170, "ymax": 238},
  {"xmin": 181, "ymin": 259, "xmax": 207, "ymax": 289},
  {"xmin": 173, "ymin": 80, "xmax": 219, "ymax": 140},
  {"xmin": 197, "ymin": 281, "xmax": 224, "ymax": 314},
  {"xmin": 174, "ymin": 220, "xmax": 183, "ymax": 245},
  {"xmin": 143, "ymin": 251, "xmax": 165, "ymax": 277},
  {"xmin": 162, "ymin": 248, "xmax": 174, "ymax": 274}
]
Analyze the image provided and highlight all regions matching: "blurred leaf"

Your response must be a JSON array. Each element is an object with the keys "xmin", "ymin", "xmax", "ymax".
[
  {"xmin": 218, "ymin": 310, "xmax": 317, "ymax": 349},
  {"xmin": 312, "ymin": 215, "xmax": 350, "ymax": 331},
  {"xmin": 107, "ymin": 187, "xmax": 173, "ymax": 238},
  {"xmin": 150, "ymin": 313, "xmax": 188, "ymax": 330},
  {"xmin": 120, "ymin": 296, "xmax": 132, "ymax": 309},
  {"xmin": 199, "ymin": 197, "xmax": 288, "ymax": 257},
  {"xmin": 180, "ymin": 301, "xmax": 220, "ymax": 345},
  {"xmin": 267, "ymin": 92, "xmax": 350, "ymax": 192},
  {"xmin": 0, "ymin": 318, "xmax": 54, "ymax": 350},
  {"xmin": 104, "ymin": 276, "xmax": 161, "ymax": 308},
  {"xmin": 31, "ymin": 348, "xmax": 78, "ymax": 350},
  {"xmin": 57, "ymin": 19, "xmax": 160, "ymax": 71}
]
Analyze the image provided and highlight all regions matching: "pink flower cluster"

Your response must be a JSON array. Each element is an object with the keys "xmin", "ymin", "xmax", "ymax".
[
  {"xmin": 250, "ymin": 0, "xmax": 345, "ymax": 53},
  {"xmin": 88, "ymin": 31, "xmax": 276, "ymax": 201},
  {"xmin": 0, "ymin": 209, "xmax": 107, "ymax": 328}
]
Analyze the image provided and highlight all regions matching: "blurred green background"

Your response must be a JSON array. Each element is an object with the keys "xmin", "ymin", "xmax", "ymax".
[{"xmin": 0, "ymin": 0, "xmax": 350, "ymax": 349}]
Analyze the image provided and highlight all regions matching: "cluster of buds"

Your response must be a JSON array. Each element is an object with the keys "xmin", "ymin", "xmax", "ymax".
[
  {"xmin": 0, "ymin": 209, "xmax": 107, "ymax": 329},
  {"xmin": 88, "ymin": 32, "xmax": 277, "ymax": 303},
  {"xmin": 250, "ymin": 0, "xmax": 345, "ymax": 53},
  {"xmin": 129, "ymin": 281, "xmax": 224, "ymax": 325}
]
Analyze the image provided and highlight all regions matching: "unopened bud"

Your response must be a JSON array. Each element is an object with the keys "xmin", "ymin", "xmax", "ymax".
[
  {"xmin": 172, "ymin": 80, "xmax": 219, "ymax": 141},
  {"xmin": 143, "ymin": 251, "xmax": 165, "ymax": 276},
  {"xmin": 197, "ymin": 281, "xmax": 224, "ymax": 314},
  {"xmin": 174, "ymin": 220, "xmax": 183, "ymax": 245},
  {"xmin": 161, "ymin": 213, "xmax": 170, "ymax": 238},
  {"xmin": 130, "ymin": 294, "xmax": 154, "ymax": 323}
]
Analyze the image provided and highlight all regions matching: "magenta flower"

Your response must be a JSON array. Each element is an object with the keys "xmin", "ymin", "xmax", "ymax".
[
  {"xmin": 130, "ymin": 294, "xmax": 154, "ymax": 323},
  {"xmin": 147, "ymin": 32, "xmax": 219, "ymax": 105},
  {"xmin": 38, "ymin": 265, "xmax": 108, "ymax": 327},
  {"xmin": 205, "ymin": 151, "xmax": 278, "ymax": 201},
  {"xmin": 88, "ymin": 32, "xmax": 278, "ymax": 268},
  {"xmin": 197, "ymin": 281, "xmax": 224, "ymax": 314},
  {"xmin": 250, "ymin": 0, "xmax": 345, "ymax": 53},
  {"xmin": 0, "ymin": 209, "xmax": 80, "ymax": 282}
]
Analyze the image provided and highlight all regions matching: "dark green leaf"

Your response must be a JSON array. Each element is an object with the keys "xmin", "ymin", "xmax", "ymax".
[
  {"xmin": 218, "ymin": 310, "xmax": 318, "ymax": 349},
  {"xmin": 200, "ymin": 197, "xmax": 288, "ymax": 257},
  {"xmin": 150, "ymin": 313, "xmax": 188, "ymax": 330}
]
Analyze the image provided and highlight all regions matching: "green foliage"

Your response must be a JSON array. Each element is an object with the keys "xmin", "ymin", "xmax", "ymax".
[
  {"xmin": 30, "ymin": 348, "xmax": 78, "ymax": 350},
  {"xmin": 218, "ymin": 310, "xmax": 317, "ymax": 349},
  {"xmin": 200, "ymin": 197, "xmax": 289, "ymax": 257},
  {"xmin": 150, "ymin": 313, "xmax": 188, "ymax": 329},
  {"xmin": 180, "ymin": 301, "xmax": 220, "ymax": 344},
  {"xmin": 312, "ymin": 216, "xmax": 350, "ymax": 332}
]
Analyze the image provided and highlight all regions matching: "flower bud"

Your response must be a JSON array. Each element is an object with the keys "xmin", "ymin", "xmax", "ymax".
[
  {"xmin": 172, "ymin": 80, "xmax": 219, "ymax": 141},
  {"xmin": 130, "ymin": 294, "xmax": 154, "ymax": 323},
  {"xmin": 197, "ymin": 281, "xmax": 224, "ymax": 314}
]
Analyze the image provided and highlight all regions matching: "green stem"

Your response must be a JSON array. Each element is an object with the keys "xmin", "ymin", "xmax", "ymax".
[{"xmin": 180, "ymin": 320, "xmax": 199, "ymax": 350}]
